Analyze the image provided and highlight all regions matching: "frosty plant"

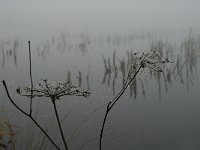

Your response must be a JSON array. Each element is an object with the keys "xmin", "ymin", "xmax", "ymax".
[
  {"xmin": 2, "ymin": 41, "xmax": 90, "ymax": 150},
  {"xmin": 99, "ymin": 49, "xmax": 171, "ymax": 150}
]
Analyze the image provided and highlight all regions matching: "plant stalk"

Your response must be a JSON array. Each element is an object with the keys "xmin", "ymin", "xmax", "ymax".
[
  {"xmin": 28, "ymin": 41, "xmax": 33, "ymax": 115},
  {"xmin": 99, "ymin": 66, "xmax": 142, "ymax": 150},
  {"xmin": 51, "ymin": 97, "xmax": 68, "ymax": 150},
  {"xmin": 2, "ymin": 80, "xmax": 61, "ymax": 150}
]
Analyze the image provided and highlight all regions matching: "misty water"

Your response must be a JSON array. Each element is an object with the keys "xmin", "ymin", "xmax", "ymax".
[{"xmin": 1, "ymin": 1, "xmax": 200, "ymax": 150}]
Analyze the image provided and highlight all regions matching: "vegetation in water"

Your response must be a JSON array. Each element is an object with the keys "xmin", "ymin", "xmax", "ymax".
[
  {"xmin": 1, "ymin": 30, "xmax": 200, "ymax": 150},
  {"xmin": 2, "ymin": 42, "xmax": 90, "ymax": 150}
]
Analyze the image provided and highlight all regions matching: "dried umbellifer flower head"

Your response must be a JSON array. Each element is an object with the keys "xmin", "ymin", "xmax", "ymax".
[{"xmin": 16, "ymin": 79, "xmax": 91, "ymax": 100}]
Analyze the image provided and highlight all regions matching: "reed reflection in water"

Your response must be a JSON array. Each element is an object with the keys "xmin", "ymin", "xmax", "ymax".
[
  {"xmin": 1, "ymin": 31, "xmax": 199, "ymax": 101},
  {"xmin": 101, "ymin": 31, "xmax": 200, "ymax": 99},
  {"xmin": 0, "ymin": 30, "xmax": 200, "ymax": 150},
  {"xmin": 1, "ymin": 39, "xmax": 19, "ymax": 68}
]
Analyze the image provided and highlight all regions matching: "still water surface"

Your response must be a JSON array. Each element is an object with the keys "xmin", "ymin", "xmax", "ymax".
[{"xmin": 1, "ymin": 1, "xmax": 200, "ymax": 150}]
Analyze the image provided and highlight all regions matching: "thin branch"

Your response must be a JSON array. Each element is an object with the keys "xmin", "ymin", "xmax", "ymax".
[
  {"xmin": 99, "ymin": 101, "xmax": 111, "ymax": 150},
  {"xmin": 99, "ymin": 66, "xmax": 142, "ymax": 150},
  {"xmin": 109, "ymin": 66, "xmax": 142, "ymax": 111},
  {"xmin": 51, "ymin": 97, "xmax": 68, "ymax": 150},
  {"xmin": 2, "ymin": 80, "xmax": 29, "ymax": 116},
  {"xmin": 28, "ymin": 41, "xmax": 33, "ymax": 115},
  {"xmin": 2, "ymin": 80, "xmax": 61, "ymax": 150},
  {"xmin": 99, "ymin": 49, "xmax": 170, "ymax": 150}
]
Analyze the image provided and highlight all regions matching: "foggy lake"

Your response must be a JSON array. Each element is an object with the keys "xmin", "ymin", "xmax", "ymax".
[{"xmin": 0, "ymin": 1, "xmax": 200, "ymax": 150}]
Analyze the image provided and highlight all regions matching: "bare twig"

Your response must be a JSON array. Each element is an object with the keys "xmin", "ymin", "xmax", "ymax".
[
  {"xmin": 99, "ymin": 66, "xmax": 142, "ymax": 150},
  {"xmin": 2, "ymin": 41, "xmax": 91, "ymax": 150},
  {"xmin": 28, "ymin": 41, "xmax": 33, "ymax": 115},
  {"xmin": 2, "ymin": 80, "xmax": 61, "ymax": 150},
  {"xmin": 99, "ymin": 50, "xmax": 169, "ymax": 150},
  {"xmin": 51, "ymin": 97, "xmax": 68, "ymax": 150}
]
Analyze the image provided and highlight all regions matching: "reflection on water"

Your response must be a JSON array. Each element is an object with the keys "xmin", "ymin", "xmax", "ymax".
[
  {"xmin": 33, "ymin": 32, "xmax": 147, "ymax": 60},
  {"xmin": 102, "ymin": 55, "xmax": 112, "ymax": 86},
  {"xmin": 1, "ymin": 39, "xmax": 19, "ymax": 68},
  {"xmin": 181, "ymin": 30, "xmax": 199, "ymax": 91},
  {"xmin": 101, "ymin": 30, "xmax": 200, "ymax": 99},
  {"xmin": 37, "ymin": 40, "xmax": 50, "ymax": 60},
  {"xmin": 66, "ymin": 69, "xmax": 90, "ymax": 91},
  {"xmin": 1, "ymin": 31, "xmax": 199, "ymax": 100},
  {"xmin": 1, "ymin": 30, "xmax": 200, "ymax": 150},
  {"xmin": 1, "ymin": 31, "xmax": 198, "ymax": 98}
]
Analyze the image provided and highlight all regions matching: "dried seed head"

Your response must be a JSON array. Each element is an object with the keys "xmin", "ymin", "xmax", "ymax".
[{"xmin": 16, "ymin": 79, "xmax": 91, "ymax": 100}]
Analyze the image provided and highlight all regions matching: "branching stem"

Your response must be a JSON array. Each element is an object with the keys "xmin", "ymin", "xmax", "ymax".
[
  {"xmin": 2, "ymin": 80, "xmax": 61, "ymax": 150},
  {"xmin": 99, "ymin": 66, "xmax": 142, "ymax": 150}
]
